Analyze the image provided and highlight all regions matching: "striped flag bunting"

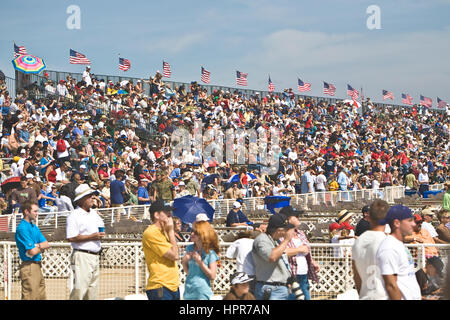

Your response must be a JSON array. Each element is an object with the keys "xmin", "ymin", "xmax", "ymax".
[
  {"xmin": 297, "ymin": 78, "xmax": 311, "ymax": 92},
  {"xmin": 236, "ymin": 71, "xmax": 248, "ymax": 86},
  {"xmin": 69, "ymin": 49, "xmax": 91, "ymax": 65},
  {"xmin": 323, "ymin": 82, "xmax": 336, "ymax": 96},
  {"xmin": 201, "ymin": 66, "xmax": 211, "ymax": 84},
  {"xmin": 382, "ymin": 90, "xmax": 394, "ymax": 100},
  {"xmin": 162, "ymin": 61, "xmax": 171, "ymax": 78},
  {"xmin": 119, "ymin": 57, "xmax": 131, "ymax": 71},
  {"xmin": 14, "ymin": 43, "xmax": 27, "ymax": 58}
]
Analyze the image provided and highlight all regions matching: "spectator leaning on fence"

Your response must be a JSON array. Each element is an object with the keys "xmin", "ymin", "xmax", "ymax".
[
  {"xmin": 352, "ymin": 199, "xmax": 390, "ymax": 300},
  {"xmin": 142, "ymin": 200, "xmax": 180, "ymax": 300},
  {"xmin": 15, "ymin": 201, "xmax": 50, "ymax": 300},
  {"xmin": 375, "ymin": 205, "xmax": 421, "ymax": 300},
  {"xmin": 66, "ymin": 184, "xmax": 106, "ymax": 300}
]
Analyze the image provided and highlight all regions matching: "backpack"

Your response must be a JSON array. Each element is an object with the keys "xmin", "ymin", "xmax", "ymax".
[{"xmin": 57, "ymin": 139, "xmax": 67, "ymax": 152}]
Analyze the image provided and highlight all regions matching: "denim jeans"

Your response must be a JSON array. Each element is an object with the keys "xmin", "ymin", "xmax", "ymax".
[
  {"xmin": 254, "ymin": 282, "xmax": 289, "ymax": 300},
  {"xmin": 146, "ymin": 287, "xmax": 180, "ymax": 300},
  {"xmin": 296, "ymin": 274, "xmax": 311, "ymax": 300}
]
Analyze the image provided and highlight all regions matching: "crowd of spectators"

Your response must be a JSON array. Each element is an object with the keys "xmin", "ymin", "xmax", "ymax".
[{"xmin": 0, "ymin": 66, "xmax": 448, "ymax": 217}]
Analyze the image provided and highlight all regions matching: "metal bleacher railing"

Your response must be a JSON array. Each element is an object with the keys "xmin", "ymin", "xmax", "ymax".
[
  {"xmin": 0, "ymin": 185, "xmax": 412, "ymax": 235},
  {"xmin": 16, "ymin": 69, "xmax": 447, "ymax": 113}
]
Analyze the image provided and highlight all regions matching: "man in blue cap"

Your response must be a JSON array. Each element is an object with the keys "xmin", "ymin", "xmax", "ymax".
[{"xmin": 375, "ymin": 205, "xmax": 421, "ymax": 300}]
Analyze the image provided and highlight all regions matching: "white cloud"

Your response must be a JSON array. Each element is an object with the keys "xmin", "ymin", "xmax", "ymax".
[{"xmin": 145, "ymin": 33, "xmax": 208, "ymax": 54}]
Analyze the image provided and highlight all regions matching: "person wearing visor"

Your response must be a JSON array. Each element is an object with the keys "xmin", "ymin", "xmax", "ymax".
[
  {"xmin": 252, "ymin": 213, "xmax": 296, "ymax": 300},
  {"xmin": 223, "ymin": 272, "xmax": 256, "ymax": 300}
]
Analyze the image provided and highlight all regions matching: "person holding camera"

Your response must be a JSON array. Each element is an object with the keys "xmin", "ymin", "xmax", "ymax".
[
  {"xmin": 252, "ymin": 213, "xmax": 295, "ymax": 300},
  {"xmin": 280, "ymin": 206, "xmax": 319, "ymax": 300}
]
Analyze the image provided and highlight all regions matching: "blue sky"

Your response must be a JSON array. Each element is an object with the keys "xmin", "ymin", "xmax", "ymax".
[{"xmin": 1, "ymin": 0, "xmax": 449, "ymax": 105}]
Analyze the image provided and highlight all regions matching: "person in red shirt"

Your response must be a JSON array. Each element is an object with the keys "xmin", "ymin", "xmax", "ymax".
[{"xmin": 98, "ymin": 164, "xmax": 109, "ymax": 182}]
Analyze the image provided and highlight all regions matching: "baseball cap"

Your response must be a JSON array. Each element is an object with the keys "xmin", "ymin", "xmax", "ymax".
[
  {"xmin": 413, "ymin": 214, "xmax": 423, "ymax": 222},
  {"xmin": 232, "ymin": 201, "xmax": 241, "ymax": 209},
  {"xmin": 422, "ymin": 209, "xmax": 435, "ymax": 216},
  {"xmin": 267, "ymin": 214, "xmax": 295, "ymax": 231},
  {"xmin": 279, "ymin": 206, "xmax": 302, "ymax": 218},
  {"xmin": 379, "ymin": 205, "xmax": 413, "ymax": 225},
  {"xmin": 149, "ymin": 199, "xmax": 173, "ymax": 214},
  {"xmin": 230, "ymin": 272, "xmax": 253, "ymax": 285}
]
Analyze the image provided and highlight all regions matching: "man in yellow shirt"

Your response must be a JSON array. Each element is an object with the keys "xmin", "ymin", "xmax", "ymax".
[{"xmin": 142, "ymin": 200, "xmax": 180, "ymax": 300}]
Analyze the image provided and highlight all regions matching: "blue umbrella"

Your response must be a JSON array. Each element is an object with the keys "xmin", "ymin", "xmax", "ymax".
[
  {"xmin": 173, "ymin": 195, "xmax": 215, "ymax": 224},
  {"xmin": 228, "ymin": 173, "xmax": 257, "ymax": 184}
]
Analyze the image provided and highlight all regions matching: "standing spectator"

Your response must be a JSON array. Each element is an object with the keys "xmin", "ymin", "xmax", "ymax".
[
  {"xmin": 110, "ymin": 169, "xmax": 125, "ymax": 221},
  {"xmin": 66, "ymin": 184, "xmax": 106, "ymax": 300},
  {"xmin": 443, "ymin": 182, "xmax": 450, "ymax": 212},
  {"xmin": 223, "ymin": 272, "xmax": 256, "ymax": 300},
  {"xmin": 418, "ymin": 168, "xmax": 430, "ymax": 197},
  {"xmin": 225, "ymin": 230, "xmax": 257, "ymax": 292},
  {"xmin": 352, "ymin": 199, "xmax": 389, "ymax": 300},
  {"xmin": 172, "ymin": 216, "xmax": 185, "ymax": 242},
  {"xmin": 15, "ymin": 201, "xmax": 50, "ymax": 300},
  {"xmin": 436, "ymin": 209, "xmax": 450, "ymax": 243},
  {"xmin": 82, "ymin": 66, "xmax": 92, "ymax": 87},
  {"xmin": 376, "ymin": 205, "xmax": 421, "ymax": 300},
  {"xmin": 182, "ymin": 218, "xmax": 219, "ymax": 300},
  {"xmin": 355, "ymin": 205, "xmax": 371, "ymax": 237},
  {"xmin": 300, "ymin": 166, "xmax": 314, "ymax": 194},
  {"xmin": 137, "ymin": 178, "xmax": 151, "ymax": 205},
  {"xmin": 252, "ymin": 213, "xmax": 295, "ymax": 300},
  {"xmin": 142, "ymin": 200, "xmax": 180, "ymax": 300},
  {"xmin": 153, "ymin": 171, "xmax": 175, "ymax": 201},
  {"xmin": 10, "ymin": 175, "xmax": 38, "ymax": 211},
  {"xmin": 281, "ymin": 206, "xmax": 319, "ymax": 300}
]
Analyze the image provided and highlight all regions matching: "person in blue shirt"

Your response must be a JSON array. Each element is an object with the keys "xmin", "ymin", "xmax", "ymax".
[
  {"xmin": 15, "ymin": 201, "xmax": 50, "ymax": 300},
  {"xmin": 137, "ymin": 178, "xmax": 151, "ymax": 205},
  {"xmin": 181, "ymin": 219, "xmax": 219, "ymax": 300},
  {"xmin": 226, "ymin": 201, "xmax": 254, "ymax": 227}
]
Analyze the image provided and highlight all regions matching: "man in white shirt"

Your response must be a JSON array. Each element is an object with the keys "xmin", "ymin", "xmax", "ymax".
[
  {"xmin": 226, "ymin": 231, "xmax": 255, "ymax": 278},
  {"xmin": 66, "ymin": 184, "xmax": 105, "ymax": 300},
  {"xmin": 56, "ymin": 80, "xmax": 68, "ymax": 97},
  {"xmin": 376, "ymin": 205, "xmax": 421, "ymax": 300},
  {"xmin": 82, "ymin": 66, "xmax": 92, "ymax": 86},
  {"xmin": 352, "ymin": 200, "xmax": 389, "ymax": 300}
]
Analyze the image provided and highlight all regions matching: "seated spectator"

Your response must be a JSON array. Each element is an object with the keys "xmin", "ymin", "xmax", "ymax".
[
  {"xmin": 404, "ymin": 214, "xmax": 440, "ymax": 259},
  {"xmin": 436, "ymin": 209, "xmax": 450, "ymax": 243},
  {"xmin": 415, "ymin": 256, "xmax": 445, "ymax": 299},
  {"xmin": 226, "ymin": 201, "xmax": 253, "ymax": 227},
  {"xmin": 421, "ymin": 209, "xmax": 447, "ymax": 244}
]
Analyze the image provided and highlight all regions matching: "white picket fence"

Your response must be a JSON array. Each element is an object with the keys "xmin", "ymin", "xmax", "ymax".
[{"xmin": 1, "ymin": 241, "xmax": 448, "ymax": 300}]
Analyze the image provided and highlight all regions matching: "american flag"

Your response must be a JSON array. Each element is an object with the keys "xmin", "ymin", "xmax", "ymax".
[
  {"xmin": 119, "ymin": 57, "xmax": 131, "ymax": 71},
  {"xmin": 268, "ymin": 76, "xmax": 275, "ymax": 92},
  {"xmin": 323, "ymin": 82, "xmax": 336, "ymax": 96},
  {"xmin": 236, "ymin": 71, "xmax": 248, "ymax": 86},
  {"xmin": 347, "ymin": 84, "xmax": 359, "ymax": 100},
  {"xmin": 201, "ymin": 66, "xmax": 211, "ymax": 84},
  {"xmin": 437, "ymin": 97, "xmax": 447, "ymax": 108},
  {"xmin": 382, "ymin": 89, "xmax": 394, "ymax": 100},
  {"xmin": 297, "ymin": 78, "xmax": 311, "ymax": 92},
  {"xmin": 401, "ymin": 93, "xmax": 413, "ymax": 105},
  {"xmin": 420, "ymin": 95, "xmax": 432, "ymax": 108},
  {"xmin": 69, "ymin": 49, "xmax": 91, "ymax": 65},
  {"xmin": 14, "ymin": 43, "xmax": 27, "ymax": 57},
  {"xmin": 162, "ymin": 61, "xmax": 171, "ymax": 78}
]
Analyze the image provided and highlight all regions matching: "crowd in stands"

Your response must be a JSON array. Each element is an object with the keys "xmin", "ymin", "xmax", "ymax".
[{"xmin": 0, "ymin": 66, "xmax": 448, "ymax": 217}]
